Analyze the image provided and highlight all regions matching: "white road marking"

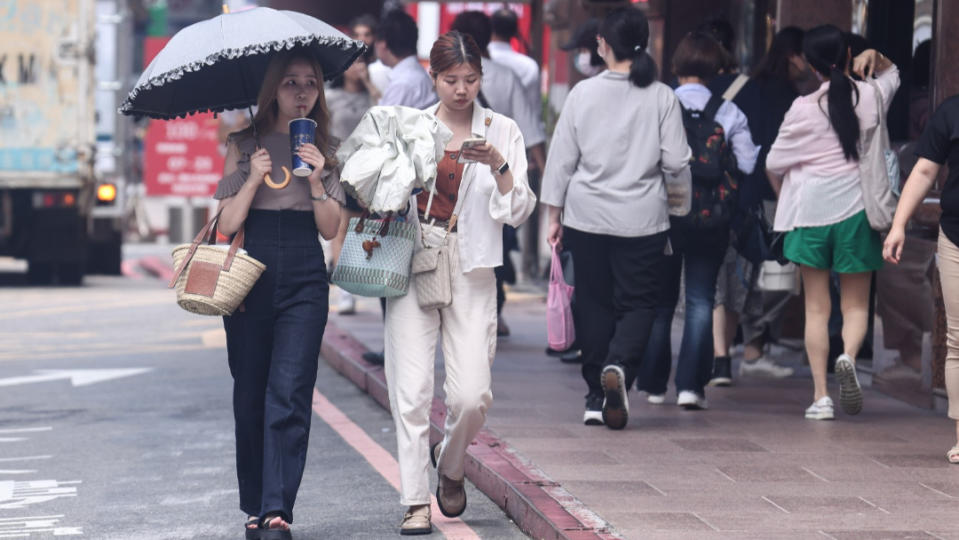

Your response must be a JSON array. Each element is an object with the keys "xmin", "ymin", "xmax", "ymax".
[
  {"xmin": 0, "ymin": 471, "xmax": 37, "ymax": 476},
  {"xmin": 0, "ymin": 428, "xmax": 52, "ymax": 435},
  {"xmin": 0, "ymin": 456, "xmax": 52, "ymax": 463},
  {"xmin": 0, "ymin": 480, "xmax": 81, "ymax": 510},
  {"xmin": 0, "ymin": 368, "xmax": 152, "ymax": 388},
  {"xmin": 0, "ymin": 514, "xmax": 81, "ymax": 537},
  {"xmin": 0, "ymin": 439, "xmax": 26, "ymax": 443}
]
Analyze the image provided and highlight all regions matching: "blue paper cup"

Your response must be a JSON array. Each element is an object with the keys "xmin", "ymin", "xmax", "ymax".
[{"xmin": 289, "ymin": 117, "xmax": 317, "ymax": 177}]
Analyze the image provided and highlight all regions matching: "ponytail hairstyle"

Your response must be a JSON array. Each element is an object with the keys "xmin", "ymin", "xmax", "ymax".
[
  {"xmin": 803, "ymin": 25, "xmax": 860, "ymax": 161},
  {"xmin": 598, "ymin": 7, "xmax": 656, "ymax": 88}
]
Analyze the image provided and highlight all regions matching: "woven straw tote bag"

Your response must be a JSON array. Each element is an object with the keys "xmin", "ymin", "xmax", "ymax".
[{"xmin": 169, "ymin": 212, "xmax": 265, "ymax": 316}]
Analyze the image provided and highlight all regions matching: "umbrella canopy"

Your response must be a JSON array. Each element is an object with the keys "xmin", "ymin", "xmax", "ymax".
[{"xmin": 120, "ymin": 7, "xmax": 364, "ymax": 120}]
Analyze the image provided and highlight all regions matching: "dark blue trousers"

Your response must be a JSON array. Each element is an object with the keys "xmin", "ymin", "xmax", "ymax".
[
  {"xmin": 223, "ymin": 210, "xmax": 328, "ymax": 524},
  {"xmin": 638, "ymin": 221, "xmax": 728, "ymax": 396}
]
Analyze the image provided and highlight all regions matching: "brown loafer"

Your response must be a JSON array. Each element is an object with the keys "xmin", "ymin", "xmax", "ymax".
[
  {"xmin": 436, "ymin": 473, "xmax": 466, "ymax": 518},
  {"xmin": 400, "ymin": 504, "xmax": 431, "ymax": 536}
]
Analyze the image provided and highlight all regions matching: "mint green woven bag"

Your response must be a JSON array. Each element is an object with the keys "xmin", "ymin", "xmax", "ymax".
[{"xmin": 331, "ymin": 216, "xmax": 415, "ymax": 297}]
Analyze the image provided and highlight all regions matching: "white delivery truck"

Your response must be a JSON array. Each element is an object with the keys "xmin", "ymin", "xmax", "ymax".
[{"xmin": 0, "ymin": 0, "xmax": 131, "ymax": 284}]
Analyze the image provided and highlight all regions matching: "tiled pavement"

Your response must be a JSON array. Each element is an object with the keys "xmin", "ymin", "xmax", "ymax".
[{"xmin": 329, "ymin": 290, "xmax": 959, "ymax": 540}]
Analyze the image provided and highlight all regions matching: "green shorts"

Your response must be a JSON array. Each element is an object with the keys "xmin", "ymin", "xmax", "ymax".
[{"xmin": 783, "ymin": 210, "xmax": 883, "ymax": 274}]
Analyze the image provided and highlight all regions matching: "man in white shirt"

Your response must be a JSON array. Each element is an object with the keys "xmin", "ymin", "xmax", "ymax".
[
  {"xmin": 489, "ymin": 10, "xmax": 540, "ymax": 119},
  {"xmin": 450, "ymin": 12, "xmax": 545, "ymax": 153},
  {"xmin": 374, "ymin": 10, "xmax": 436, "ymax": 109}
]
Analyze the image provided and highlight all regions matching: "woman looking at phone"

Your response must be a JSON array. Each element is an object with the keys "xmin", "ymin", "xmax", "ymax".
[{"xmin": 383, "ymin": 30, "xmax": 536, "ymax": 535}]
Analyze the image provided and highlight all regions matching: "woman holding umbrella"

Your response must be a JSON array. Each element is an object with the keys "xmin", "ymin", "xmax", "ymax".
[
  {"xmin": 119, "ymin": 7, "xmax": 363, "ymax": 539},
  {"xmin": 214, "ymin": 48, "xmax": 345, "ymax": 539}
]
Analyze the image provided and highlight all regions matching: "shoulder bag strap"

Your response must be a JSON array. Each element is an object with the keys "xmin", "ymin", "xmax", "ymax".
[
  {"xmin": 721, "ymin": 74, "xmax": 749, "ymax": 102},
  {"xmin": 168, "ymin": 209, "xmax": 223, "ymax": 288},
  {"xmin": 703, "ymin": 94, "xmax": 725, "ymax": 123}
]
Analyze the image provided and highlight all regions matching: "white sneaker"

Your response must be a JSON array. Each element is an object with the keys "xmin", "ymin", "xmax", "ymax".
[
  {"xmin": 835, "ymin": 354, "xmax": 863, "ymax": 415},
  {"xmin": 647, "ymin": 393, "xmax": 666, "ymax": 405},
  {"xmin": 677, "ymin": 390, "xmax": 707, "ymax": 410},
  {"xmin": 583, "ymin": 409, "xmax": 604, "ymax": 425},
  {"xmin": 805, "ymin": 396, "xmax": 835, "ymax": 420},
  {"xmin": 739, "ymin": 356, "xmax": 795, "ymax": 378},
  {"xmin": 337, "ymin": 290, "xmax": 356, "ymax": 315}
]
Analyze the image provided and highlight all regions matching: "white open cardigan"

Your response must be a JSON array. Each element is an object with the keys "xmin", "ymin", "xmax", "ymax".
[{"xmin": 415, "ymin": 101, "xmax": 537, "ymax": 273}]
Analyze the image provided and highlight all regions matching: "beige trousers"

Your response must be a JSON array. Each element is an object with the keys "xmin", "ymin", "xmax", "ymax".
[
  {"xmin": 385, "ymin": 229, "xmax": 498, "ymax": 505},
  {"xmin": 937, "ymin": 229, "xmax": 959, "ymax": 419}
]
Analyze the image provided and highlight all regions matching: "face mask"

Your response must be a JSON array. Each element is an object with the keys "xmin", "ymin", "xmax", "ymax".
[{"xmin": 575, "ymin": 51, "xmax": 602, "ymax": 77}]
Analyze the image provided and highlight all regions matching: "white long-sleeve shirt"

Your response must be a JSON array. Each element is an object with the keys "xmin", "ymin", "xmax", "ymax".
[
  {"xmin": 480, "ymin": 57, "xmax": 546, "ymax": 147},
  {"xmin": 540, "ymin": 71, "xmax": 691, "ymax": 237},
  {"xmin": 416, "ymin": 102, "xmax": 537, "ymax": 273},
  {"xmin": 674, "ymin": 83, "xmax": 759, "ymax": 175},
  {"xmin": 488, "ymin": 41, "xmax": 544, "ymax": 142}
]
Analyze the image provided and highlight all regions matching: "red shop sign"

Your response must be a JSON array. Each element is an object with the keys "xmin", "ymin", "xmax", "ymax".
[
  {"xmin": 142, "ymin": 36, "xmax": 224, "ymax": 197},
  {"xmin": 144, "ymin": 114, "xmax": 224, "ymax": 197}
]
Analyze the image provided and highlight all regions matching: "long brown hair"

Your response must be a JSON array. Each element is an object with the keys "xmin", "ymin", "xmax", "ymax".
[{"xmin": 242, "ymin": 48, "xmax": 337, "ymax": 169}]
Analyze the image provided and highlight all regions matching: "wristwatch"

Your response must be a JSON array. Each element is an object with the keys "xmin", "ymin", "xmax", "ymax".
[
  {"xmin": 310, "ymin": 191, "xmax": 330, "ymax": 202},
  {"xmin": 494, "ymin": 161, "xmax": 509, "ymax": 175}
]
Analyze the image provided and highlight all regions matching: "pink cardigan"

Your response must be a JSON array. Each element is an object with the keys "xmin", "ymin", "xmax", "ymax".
[{"xmin": 767, "ymin": 66, "xmax": 900, "ymax": 231}]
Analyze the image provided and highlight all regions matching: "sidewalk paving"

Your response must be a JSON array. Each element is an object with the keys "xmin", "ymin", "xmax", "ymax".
[{"xmin": 327, "ymin": 289, "xmax": 959, "ymax": 540}]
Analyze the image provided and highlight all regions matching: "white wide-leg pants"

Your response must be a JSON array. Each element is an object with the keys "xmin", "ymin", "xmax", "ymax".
[{"xmin": 385, "ymin": 229, "xmax": 498, "ymax": 506}]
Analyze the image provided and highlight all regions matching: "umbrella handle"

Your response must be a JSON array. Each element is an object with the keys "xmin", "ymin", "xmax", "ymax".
[{"xmin": 264, "ymin": 166, "xmax": 291, "ymax": 189}]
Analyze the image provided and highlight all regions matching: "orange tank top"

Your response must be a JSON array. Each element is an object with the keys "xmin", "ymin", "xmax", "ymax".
[{"xmin": 417, "ymin": 149, "xmax": 465, "ymax": 221}]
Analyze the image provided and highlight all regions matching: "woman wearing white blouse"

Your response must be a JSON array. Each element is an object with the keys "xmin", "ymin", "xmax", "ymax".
[{"xmin": 383, "ymin": 31, "xmax": 536, "ymax": 535}]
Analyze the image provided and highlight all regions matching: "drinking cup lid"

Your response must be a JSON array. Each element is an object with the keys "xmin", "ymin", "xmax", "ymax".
[{"xmin": 288, "ymin": 117, "xmax": 317, "ymax": 127}]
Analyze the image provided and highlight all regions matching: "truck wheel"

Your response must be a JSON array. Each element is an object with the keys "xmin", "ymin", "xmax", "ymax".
[
  {"xmin": 86, "ymin": 234, "xmax": 122, "ymax": 275},
  {"xmin": 57, "ymin": 263, "xmax": 84, "ymax": 286},
  {"xmin": 27, "ymin": 262, "xmax": 54, "ymax": 285}
]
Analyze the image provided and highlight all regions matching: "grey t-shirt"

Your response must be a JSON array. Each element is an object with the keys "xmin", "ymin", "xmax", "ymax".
[
  {"xmin": 540, "ymin": 71, "xmax": 691, "ymax": 237},
  {"xmin": 214, "ymin": 130, "xmax": 345, "ymax": 211},
  {"xmin": 326, "ymin": 88, "xmax": 374, "ymax": 141}
]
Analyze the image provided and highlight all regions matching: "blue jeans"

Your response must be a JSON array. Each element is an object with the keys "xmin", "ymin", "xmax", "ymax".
[
  {"xmin": 638, "ymin": 222, "xmax": 728, "ymax": 396},
  {"xmin": 223, "ymin": 210, "xmax": 329, "ymax": 524}
]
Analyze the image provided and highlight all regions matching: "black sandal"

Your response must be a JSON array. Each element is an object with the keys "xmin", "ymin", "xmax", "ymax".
[
  {"xmin": 244, "ymin": 516, "xmax": 260, "ymax": 540},
  {"xmin": 260, "ymin": 514, "xmax": 293, "ymax": 540}
]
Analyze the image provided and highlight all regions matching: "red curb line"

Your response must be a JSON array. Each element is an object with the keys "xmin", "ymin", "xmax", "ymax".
[
  {"xmin": 138, "ymin": 255, "xmax": 175, "ymax": 283},
  {"xmin": 320, "ymin": 320, "xmax": 622, "ymax": 540}
]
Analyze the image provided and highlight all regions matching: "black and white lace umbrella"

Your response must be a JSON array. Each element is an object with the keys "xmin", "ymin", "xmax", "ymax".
[{"xmin": 119, "ymin": 7, "xmax": 364, "ymax": 120}]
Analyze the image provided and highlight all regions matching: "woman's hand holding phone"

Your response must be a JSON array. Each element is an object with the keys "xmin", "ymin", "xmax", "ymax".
[{"xmin": 459, "ymin": 138, "xmax": 503, "ymax": 170}]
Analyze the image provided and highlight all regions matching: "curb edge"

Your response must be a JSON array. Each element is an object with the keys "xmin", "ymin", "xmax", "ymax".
[{"xmin": 320, "ymin": 320, "xmax": 621, "ymax": 540}]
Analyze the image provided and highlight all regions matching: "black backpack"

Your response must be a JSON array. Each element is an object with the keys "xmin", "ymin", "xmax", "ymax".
[{"xmin": 680, "ymin": 94, "xmax": 740, "ymax": 229}]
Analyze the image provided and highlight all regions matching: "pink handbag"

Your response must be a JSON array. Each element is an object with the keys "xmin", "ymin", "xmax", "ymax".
[{"xmin": 546, "ymin": 243, "xmax": 576, "ymax": 350}]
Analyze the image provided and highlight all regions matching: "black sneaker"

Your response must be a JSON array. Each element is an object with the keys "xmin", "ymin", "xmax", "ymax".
[
  {"xmin": 362, "ymin": 350, "xmax": 385, "ymax": 365},
  {"xmin": 546, "ymin": 346, "xmax": 583, "ymax": 364},
  {"xmin": 583, "ymin": 393, "xmax": 604, "ymax": 426},
  {"xmin": 707, "ymin": 356, "xmax": 732, "ymax": 387},
  {"xmin": 601, "ymin": 365, "xmax": 629, "ymax": 430}
]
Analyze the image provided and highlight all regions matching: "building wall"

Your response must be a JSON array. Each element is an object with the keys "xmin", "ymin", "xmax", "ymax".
[
  {"xmin": 776, "ymin": 0, "xmax": 851, "ymax": 31},
  {"xmin": 267, "ymin": 0, "xmax": 385, "ymax": 27}
]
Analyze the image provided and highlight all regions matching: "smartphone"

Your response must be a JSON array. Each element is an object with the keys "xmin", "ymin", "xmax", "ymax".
[{"xmin": 458, "ymin": 138, "xmax": 486, "ymax": 163}]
